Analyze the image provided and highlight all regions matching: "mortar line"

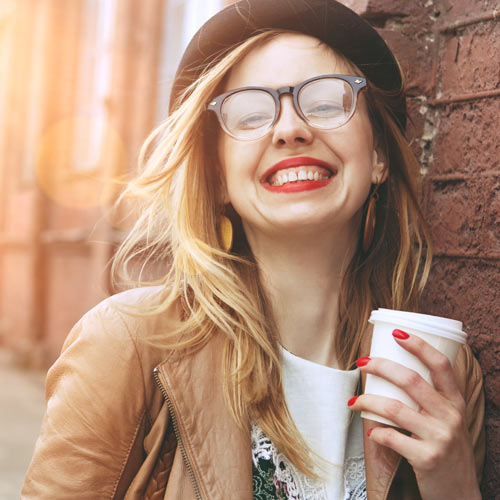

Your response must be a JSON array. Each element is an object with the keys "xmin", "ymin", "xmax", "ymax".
[
  {"xmin": 433, "ymin": 252, "xmax": 500, "ymax": 262},
  {"xmin": 439, "ymin": 9, "xmax": 499, "ymax": 33},
  {"xmin": 427, "ymin": 171, "xmax": 500, "ymax": 182},
  {"xmin": 430, "ymin": 88, "xmax": 500, "ymax": 106}
]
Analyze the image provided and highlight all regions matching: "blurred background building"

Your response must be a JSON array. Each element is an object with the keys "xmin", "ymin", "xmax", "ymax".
[
  {"xmin": 0, "ymin": 0, "xmax": 498, "ymax": 498},
  {"xmin": 0, "ymin": 0, "xmax": 231, "ymax": 366}
]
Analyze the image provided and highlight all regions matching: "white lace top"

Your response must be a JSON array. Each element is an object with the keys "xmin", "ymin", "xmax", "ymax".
[{"xmin": 251, "ymin": 346, "xmax": 366, "ymax": 500}]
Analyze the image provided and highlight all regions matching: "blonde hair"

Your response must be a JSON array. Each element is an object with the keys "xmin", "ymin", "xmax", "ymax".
[{"xmin": 112, "ymin": 29, "xmax": 432, "ymax": 478}]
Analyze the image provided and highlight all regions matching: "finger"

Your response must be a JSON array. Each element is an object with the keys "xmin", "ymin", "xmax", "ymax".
[
  {"xmin": 350, "ymin": 393, "xmax": 432, "ymax": 438},
  {"xmin": 391, "ymin": 329, "xmax": 465, "ymax": 411},
  {"xmin": 366, "ymin": 425, "xmax": 433, "ymax": 471},
  {"xmin": 356, "ymin": 356, "xmax": 449, "ymax": 417}
]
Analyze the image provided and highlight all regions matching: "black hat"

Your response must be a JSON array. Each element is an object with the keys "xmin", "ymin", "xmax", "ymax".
[{"xmin": 169, "ymin": 0, "xmax": 406, "ymax": 130}]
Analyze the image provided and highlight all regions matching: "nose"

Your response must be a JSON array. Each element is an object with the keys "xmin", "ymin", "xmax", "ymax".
[{"xmin": 271, "ymin": 95, "xmax": 314, "ymax": 147}]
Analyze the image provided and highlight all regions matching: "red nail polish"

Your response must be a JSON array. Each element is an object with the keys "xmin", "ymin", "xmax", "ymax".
[
  {"xmin": 393, "ymin": 329, "xmax": 410, "ymax": 340},
  {"xmin": 347, "ymin": 395, "xmax": 358, "ymax": 407},
  {"xmin": 367, "ymin": 428, "xmax": 373, "ymax": 437},
  {"xmin": 355, "ymin": 357, "xmax": 371, "ymax": 367}
]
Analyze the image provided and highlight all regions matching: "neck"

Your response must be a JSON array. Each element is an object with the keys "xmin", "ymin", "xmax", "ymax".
[{"xmin": 245, "ymin": 223, "xmax": 359, "ymax": 369}]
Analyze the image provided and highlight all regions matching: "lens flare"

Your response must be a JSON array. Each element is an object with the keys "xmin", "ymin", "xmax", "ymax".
[{"xmin": 35, "ymin": 115, "xmax": 127, "ymax": 209}]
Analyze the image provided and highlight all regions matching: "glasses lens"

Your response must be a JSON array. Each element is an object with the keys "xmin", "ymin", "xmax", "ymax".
[
  {"xmin": 298, "ymin": 78, "xmax": 354, "ymax": 129},
  {"xmin": 221, "ymin": 90, "xmax": 275, "ymax": 140}
]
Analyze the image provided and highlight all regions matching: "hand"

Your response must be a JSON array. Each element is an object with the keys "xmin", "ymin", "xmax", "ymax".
[{"xmin": 348, "ymin": 330, "xmax": 481, "ymax": 500}]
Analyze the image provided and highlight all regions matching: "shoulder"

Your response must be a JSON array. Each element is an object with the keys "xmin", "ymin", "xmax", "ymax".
[
  {"xmin": 452, "ymin": 342, "xmax": 483, "ymax": 399},
  {"xmin": 453, "ymin": 342, "xmax": 486, "ymax": 480},
  {"xmin": 49, "ymin": 286, "xmax": 182, "ymax": 402},
  {"xmin": 45, "ymin": 285, "xmax": 182, "ymax": 419},
  {"xmin": 62, "ymin": 286, "xmax": 180, "ymax": 352}
]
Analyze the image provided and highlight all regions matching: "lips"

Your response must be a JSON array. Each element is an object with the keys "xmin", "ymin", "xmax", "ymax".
[{"xmin": 261, "ymin": 156, "xmax": 337, "ymax": 193}]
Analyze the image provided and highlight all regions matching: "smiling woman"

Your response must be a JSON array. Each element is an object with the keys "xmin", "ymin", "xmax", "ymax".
[{"xmin": 22, "ymin": 1, "xmax": 485, "ymax": 500}]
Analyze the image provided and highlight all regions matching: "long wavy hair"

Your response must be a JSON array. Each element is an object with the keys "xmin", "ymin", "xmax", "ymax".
[{"xmin": 112, "ymin": 29, "xmax": 432, "ymax": 478}]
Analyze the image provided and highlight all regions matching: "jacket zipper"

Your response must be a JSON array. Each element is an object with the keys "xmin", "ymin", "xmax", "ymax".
[{"xmin": 153, "ymin": 367, "xmax": 203, "ymax": 500}]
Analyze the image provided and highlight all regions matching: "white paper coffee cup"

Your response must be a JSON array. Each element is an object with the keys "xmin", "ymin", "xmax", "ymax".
[{"xmin": 361, "ymin": 308, "xmax": 467, "ymax": 426}]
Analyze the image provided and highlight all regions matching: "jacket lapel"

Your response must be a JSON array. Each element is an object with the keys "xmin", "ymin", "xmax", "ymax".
[
  {"xmin": 360, "ymin": 325, "xmax": 402, "ymax": 500},
  {"xmin": 158, "ymin": 333, "xmax": 253, "ymax": 500}
]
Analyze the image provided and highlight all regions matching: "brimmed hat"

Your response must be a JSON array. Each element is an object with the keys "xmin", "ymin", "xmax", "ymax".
[{"xmin": 169, "ymin": 0, "xmax": 406, "ymax": 130}]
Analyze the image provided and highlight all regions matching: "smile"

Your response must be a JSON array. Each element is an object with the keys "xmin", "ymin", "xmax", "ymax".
[
  {"xmin": 261, "ymin": 156, "xmax": 337, "ymax": 193},
  {"xmin": 268, "ymin": 166, "xmax": 332, "ymax": 186}
]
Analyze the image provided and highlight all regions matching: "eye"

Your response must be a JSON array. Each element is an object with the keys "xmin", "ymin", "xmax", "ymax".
[
  {"xmin": 237, "ymin": 112, "xmax": 274, "ymax": 130},
  {"xmin": 305, "ymin": 101, "xmax": 345, "ymax": 118}
]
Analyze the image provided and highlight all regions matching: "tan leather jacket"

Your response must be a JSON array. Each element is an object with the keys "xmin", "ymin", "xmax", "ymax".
[{"xmin": 22, "ymin": 287, "xmax": 485, "ymax": 500}]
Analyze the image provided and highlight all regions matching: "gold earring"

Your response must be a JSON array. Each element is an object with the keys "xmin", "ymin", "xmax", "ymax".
[
  {"xmin": 220, "ymin": 215, "xmax": 233, "ymax": 252},
  {"xmin": 362, "ymin": 182, "xmax": 381, "ymax": 253}
]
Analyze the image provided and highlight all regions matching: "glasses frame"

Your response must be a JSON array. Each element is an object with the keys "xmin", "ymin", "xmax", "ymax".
[{"xmin": 207, "ymin": 74, "xmax": 367, "ymax": 141}]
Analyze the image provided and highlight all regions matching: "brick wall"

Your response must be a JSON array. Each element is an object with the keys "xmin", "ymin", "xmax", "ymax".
[{"xmin": 350, "ymin": 0, "xmax": 499, "ymax": 497}]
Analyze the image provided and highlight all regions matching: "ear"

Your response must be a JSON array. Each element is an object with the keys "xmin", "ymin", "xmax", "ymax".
[{"xmin": 371, "ymin": 149, "xmax": 388, "ymax": 184}]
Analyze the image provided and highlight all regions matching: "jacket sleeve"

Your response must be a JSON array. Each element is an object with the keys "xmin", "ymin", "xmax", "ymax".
[
  {"xmin": 21, "ymin": 302, "xmax": 148, "ymax": 499},
  {"xmin": 454, "ymin": 343, "xmax": 486, "ymax": 485}
]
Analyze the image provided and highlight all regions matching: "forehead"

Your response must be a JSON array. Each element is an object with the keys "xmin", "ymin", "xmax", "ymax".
[{"xmin": 224, "ymin": 33, "xmax": 352, "ymax": 90}]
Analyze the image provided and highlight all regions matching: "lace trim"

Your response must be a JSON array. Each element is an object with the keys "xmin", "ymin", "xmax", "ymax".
[
  {"xmin": 252, "ymin": 422, "xmax": 327, "ymax": 500},
  {"xmin": 251, "ymin": 422, "xmax": 367, "ymax": 500},
  {"xmin": 343, "ymin": 455, "xmax": 366, "ymax": 500}
]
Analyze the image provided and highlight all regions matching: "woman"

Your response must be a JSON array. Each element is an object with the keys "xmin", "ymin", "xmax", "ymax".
[{"xmin": 22, "ymin": 1, "xmax": 485, "ymax": 499}]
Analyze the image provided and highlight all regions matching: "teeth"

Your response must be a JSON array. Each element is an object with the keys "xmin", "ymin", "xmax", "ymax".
[{"xmin": 270, "ymin": 168, "xmax": 333, "ymax": 186}]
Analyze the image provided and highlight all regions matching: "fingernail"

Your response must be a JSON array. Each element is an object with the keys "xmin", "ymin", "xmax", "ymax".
[
  {"xmin": 367, "ymin": 428, "xmax": 373, "ymax": 437},
  {"xmin": 393, "ymin": 329, "xmax": 410, "ymax": 340},
  {"xmin": 355, "ymin": 357, "xmax": 371, "ymax": 367},
  {"xmin": 347, "ymin": 395, "xmax": 358, "ymax": 407}
]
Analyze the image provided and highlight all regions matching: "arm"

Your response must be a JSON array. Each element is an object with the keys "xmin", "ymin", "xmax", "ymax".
[{"xmin": 22, "ymin": 302, "xmax": 148, "ymax": 499}]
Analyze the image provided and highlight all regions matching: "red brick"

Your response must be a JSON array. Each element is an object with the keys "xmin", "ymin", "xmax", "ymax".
[
  {"xmin": 423, "ymin": 175, "xmax": 500, "ymax": 257},
  {"xmin": 378, "ymin": 28, "xmax": 435, "ymax": 94},
  {"xmin": 364, "ymin": 0, "xmax": 419, "ymax": 18},
  {"xmin": 432, "ymin": 99, "xmax": 500, "ymax": 176},
  {"xmin": 421, "ymin": 259, "xmax": 500, "ymax": 338},
  {"xmin": 439, "ymin": 21, "xmax": 500, "ymax": 98}
]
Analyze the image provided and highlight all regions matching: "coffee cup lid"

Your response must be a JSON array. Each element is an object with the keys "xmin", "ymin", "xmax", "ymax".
[{"xmin": 369, "ymin": 308, "xmax": 467, "ymax": 344}]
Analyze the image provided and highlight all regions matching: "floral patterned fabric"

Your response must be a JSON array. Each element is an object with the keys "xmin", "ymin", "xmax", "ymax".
[{"xmin": 251, "ymin": 422, "xmax": 367, "ymax": 500}]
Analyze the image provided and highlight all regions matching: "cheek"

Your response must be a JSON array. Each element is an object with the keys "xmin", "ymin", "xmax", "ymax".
[
  {"xmin": 217, "ymin": 133, "xmax": 243, "ymax": 175},
  {"xmin": 217, "ymin": 135, "xmax": 263, "ymax": 181}
]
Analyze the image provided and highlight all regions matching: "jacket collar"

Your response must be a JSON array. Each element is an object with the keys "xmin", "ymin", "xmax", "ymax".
[{"xmin": 158, "ymin": 329, "xmax": 401, "ymax": 500}]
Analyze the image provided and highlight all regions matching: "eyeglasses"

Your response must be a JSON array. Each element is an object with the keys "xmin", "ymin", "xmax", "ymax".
[{"xmin": 207, "ymin": 74, "xmax": 367, "ymax": 141}]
